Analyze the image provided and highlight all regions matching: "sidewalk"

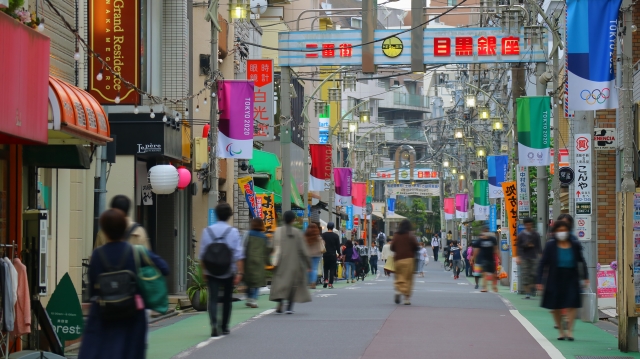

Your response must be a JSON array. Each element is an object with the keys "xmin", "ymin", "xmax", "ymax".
[{"xmin": 466, "ymin": 276, "xmax": 640, "ymax": 358}]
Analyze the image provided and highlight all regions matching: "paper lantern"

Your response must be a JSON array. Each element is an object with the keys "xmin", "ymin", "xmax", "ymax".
[
  {"xmin": 148, "ymin": 165, "xmax": 179, "ymax": 194},
  {"xmin": 177, "ymin": 166, "xmax": 192, "ymax": 190}
]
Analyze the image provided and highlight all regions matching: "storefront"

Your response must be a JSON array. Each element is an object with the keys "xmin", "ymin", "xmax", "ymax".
[{"xmin": 107, "ymin": 113, "xmax": 190, "ymax": 294}]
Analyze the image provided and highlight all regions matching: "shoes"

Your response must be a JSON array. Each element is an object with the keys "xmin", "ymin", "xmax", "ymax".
[
  {"xmin": 474, "ymin": 284, "xmax": 479, "ymax": 290},
  {"xmin": 328, "ymin": 284, "xmax": 334, "ymax": 289},
  {"xmin": 351, "ymin": 280, "xmax": 355, "ymax": 283},
  {"xmin": 211, "ymin": 328, "xmax": 219, "ymax": 337},
  {"xmin": 394, "ymin": 294, "xmax": 401, "ymax": 304},
  {"xmin": 245, "ymin": 302, "xmax": 252, "ymax": 307},
  {"xmin": 557, "ymin": 337, "xmax": 565, "ymax": 341},
  {"xmin": 323, "ymin": 280, "xmax": 328, "ymax": 288},
  {"xmin": 285, "ymin": 310, "xmax": 294, "ymax": 314},
  {"xmin": 523, "ymin": 296, "xmax": 530, "ymax": 300},
  {"xmin": 249, "ymin": 303, "xmax": 258, "ymax": 308},
  {"xmin": 404, "ymin": 299, "xmax": 411, "ymax": 305},
  {"xmin": 567, "ymin": 337, "xmax": 574, "ymax": 341},
  {"xmin": 276, "ymin": 304, "xmax": 283, "ymax": 314},
  {"xmin": 222, "ymin": 328, "xmax": 230, "ymax": 335}
]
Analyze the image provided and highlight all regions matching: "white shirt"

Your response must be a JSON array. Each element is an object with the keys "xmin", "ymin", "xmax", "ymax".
[
  {"xmin": 370, "ymin": 246, "xmax": 379, "ymax": 256},
  {"xmin": 381, "ymin": 243, "xmax": 393, "ymax": 260},
  {"xmin": 431, "ymin": 237, "xmax": 440, "ymax": 247},
  {"xmin": 418, "ymin": 247, "xmax": 428, "ymax": 260}
]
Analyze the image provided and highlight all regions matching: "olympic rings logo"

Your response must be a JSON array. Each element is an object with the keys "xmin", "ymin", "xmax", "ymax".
[{"xmin": 580, "ymin": 88, "xmax": 610, "ymax": 104}]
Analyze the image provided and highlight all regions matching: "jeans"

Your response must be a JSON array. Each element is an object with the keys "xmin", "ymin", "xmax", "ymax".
[
  {"xmin": 206, "ymin": 275, "xmax": 234, "ymax": 330},
  {"xmin": 344, "ymin": 261, "xmax": 355, "ymax": 280},
  {"xmin": 432, "ymin": 247, "xmax": 439, "ymax": 262},
  {"xmin": 452, "ymin": 260, "xmax": 463, "ymax": 277},
  {"xmin": 323, "ymin": 256, "xmax": 337, "ymax": 284},
  {"xmin": 247, "ymin": 287, "xmax": 259, "ymax": 300},
  {"xmin": 370, "ymin": 255, "xmax": 378, "ymax": 275},
  {"xmin": 417, "ymin": 260, "xmax": 425, "ymax": 273},
  {"xmin": 465, "ymin": 258, "xmax": 472, "ymax": 276},
  {"xmin": 309, "ymin": 256, "xmax": 321, "ymax": 284}
]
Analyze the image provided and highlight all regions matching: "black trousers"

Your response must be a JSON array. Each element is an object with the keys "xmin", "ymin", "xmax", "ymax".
[
  {"xmin": 433, "ymin": 247, "xmax": 439, "ymax": 262},
  {"xmin": 323, "ymin": 256, "xmax": 337, "ymax": 284},
  {"xmin": 206, "ymin": 275, "xmax": 233, "ymax": 330},
  {"xmin": 370, "ymin": 255, "xmax": 378, "ymax": 274}
]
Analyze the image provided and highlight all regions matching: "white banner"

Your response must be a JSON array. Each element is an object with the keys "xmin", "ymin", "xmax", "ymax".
[
  {"xmin": 517, "ymin": 164, "xmax": 530, "ymax": 214},
  {"xmin": 384, "ymin": 183, "xmax": 440, "ymax": 197},
  {"xmin": 574, "ymin": 134, "xmax": 593, "ymax": 215}
]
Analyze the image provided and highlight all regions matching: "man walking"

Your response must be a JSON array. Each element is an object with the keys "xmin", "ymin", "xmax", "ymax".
[
  {"xmin": 321, "ymin": 222, "xmax": 341, "ymax": 289},
  {"xmin": 431, "ymin": 233, "xmax": 440, "ymax": 262},
  {"xmin": 391, "ymin": 220, "xmax": 419, "ymax": 305},
  {"xmin": 199, "ymin": 203, "xmax": 244, "ymax": 337},
  {"xmin": 516, "ymin": 217, "xmax": 542, "ymax": 299},
  {"xmin": 95, "ymin": 195, "xmax": 150, "ymax": 249}
]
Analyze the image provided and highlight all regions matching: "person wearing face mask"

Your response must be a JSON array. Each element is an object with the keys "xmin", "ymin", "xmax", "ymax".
[{"xmin": 536, "ymin": 221, "xmax": 589, "ymax": 341}]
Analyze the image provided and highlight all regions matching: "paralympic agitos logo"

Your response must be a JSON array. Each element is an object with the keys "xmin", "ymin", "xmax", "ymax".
[{"xmin": 225, "ymin": 143, "xmax": 242, "ymax": 156}]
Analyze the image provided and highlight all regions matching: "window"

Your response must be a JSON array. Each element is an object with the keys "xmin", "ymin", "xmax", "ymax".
[{"xmin": 448, "ymin": 0, "xmax": 457, "ymax": 5}]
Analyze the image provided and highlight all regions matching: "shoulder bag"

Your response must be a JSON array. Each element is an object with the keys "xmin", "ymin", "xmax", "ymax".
[{"xmin": 134, "ymin": 245, "xmax": 169, "ymax": 314}]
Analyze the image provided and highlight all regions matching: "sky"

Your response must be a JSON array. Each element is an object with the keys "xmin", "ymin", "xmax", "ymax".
[{"xmin": 385, "ymin": 0, "xmax": 422, "ymax": 10}]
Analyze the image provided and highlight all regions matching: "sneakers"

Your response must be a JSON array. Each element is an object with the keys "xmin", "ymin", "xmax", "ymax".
[
  {"xmin": 222, "ymin": 328, "xmax": 230, "ymax": 335},
  {"xmin": 394, "ymin": 293, "xmax": 401, "ymax": 304},
  {"xmin": 328, "ymin": 284, "xmax": 334, "ymax": 289},
  {"xmin": 323, "ymin": 280, "xmax": 328, "ymax": 288},
  {"xmin": 404, "ymin": 299, "xmax": 411, "ymax": 305},
  {"xmin": 285, "ymin": 310, "xmax": 294, "ymax": 314},
  {"xmin": 474, "ymin": 284, "xmax": 479, "ymax": 290},
  {"xmin": 211, "ymin": 328, "xmax": 219, "ymax": 337}
]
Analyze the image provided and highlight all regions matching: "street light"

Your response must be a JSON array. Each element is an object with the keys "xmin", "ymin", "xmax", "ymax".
[
  {"xmin": 476, "ymin": 146, "xmax": 487, "ymax": 158},
  {"xmin": 459, "ymin": 173, "xmax": 465, "ymax": 180},
  {"xmin": 314, "ymin": 100, "xmax": 327, "ymax": 117},
  {"xmin": 465, "ymin": 94, "xmax": 476, "ymax": 108},
  {"xmin": 465, "ymin": 137, "xmax": 475, "ymax": 149},
  {"xmin": 343, "ymin": 74, "xmax": 357, "ymax": 91},
  {"xmin": 329, "ymin": 87, "xmax": 342, "ymax": 101},
  {"xmin": 492, "ymin": 118, "xmax": 503, "ymax": 131},
  {"xmin": 454, "ymin": 127, "xmax": 465, "ymax": 139},
  {"xmin": 375, "ymin": 132, "xmax": 385, "ymax": 144},
  {"xmin": 451, "ymin": 166, "xmax": 458, "ymax": 174},
  {"xmin": 478, "ymin": 106, "xmax": 490, "ymax": 120},
  {"xmin": 366, "ymin": 140, "xmax": 375, "ymax": 152},
  {"xmin": 443, "ymin": 160, "xmax": 450, "ymax": 168},
  {"xmin": 348, "ymin": 121, "xmax": 358, "ymax": 133},
  {"xmin": 230, "ymin": 0, "xmax": 249, "ymax": 19},
  {"xmin": 359, "ymin": 109, "xmax": 370, "ymax": 123}
]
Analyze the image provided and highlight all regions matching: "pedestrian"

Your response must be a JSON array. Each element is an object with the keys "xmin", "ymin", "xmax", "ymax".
[
  {"xmin": 321, "ymin": 222, "xmax": 341, "ymax": 289},
  {"xmin": 199, "ymin": 203, "xmax": 244, "ymax": 337},
  {"xmin": 377, "ymin": 231, "xmax": 386, "ymax": 252},
  {"xmin": 343, "ymin": 240, "xmax": 357, "ymax": 283},
  {"xmin": 516, "ymin": 217, "xmax": 542, "ymax": 299},
  {"xmin": 431, "ymin": 233, "xmax": 440, "ymax": 262},
  {"xmin": 270, "ymin": 211, "xmax": 311, "ymax": 314},
  {"xmin": 305, "ymin": 223, "xmax": 324, "ymax": 289},
  {"xmin": 450, "ymin": 240, "xmax": 463, "ymax": 279},
  {"xmin": 94, "ymin": 195, "xmax": 151, "ymax": 249},
  {"xmin": 381, "ymin": 239, "xmax": 394, "ymax": 276},
  {"xmin": 357, "ymin": 239, "xmax": 369, "ymax": 275},
  {"xmin": 446, "ymin": 230, "xmax": 453, "ymax": 246},
  {"xmin": 243, "ymin": 218, "xmax": 269, "ymax": 308},
  {"xmin": 464, "ymin": 242, "xmax": 474, "ymax": 278},
  {"xmin": 391, "ymin": 220, "xmax": 419, "ymax": 305},
  {"xmin": 369, "ymin": 242, "xmax": 379, "ymax": 276},
  {"xmin": 557, "ymin": 214, "xmax": 579, "ymax": 241},
  {"xmin": 417, "ymin": 242, "xmax": 428, "ymax": 277},
  {"xmin": 78, "ymin": 209, "xmax": 169, "ymax": 359},
  {"xmin": 537, "ymin": 220, "xmax": 589, "ymax": 341},
  {"xmin": 471, "ymin": 224, "xmax": 499, "ymax": 292}
]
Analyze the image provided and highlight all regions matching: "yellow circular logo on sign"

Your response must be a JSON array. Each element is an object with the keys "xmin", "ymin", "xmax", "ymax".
[
  {"xmin": 382, "ymin": 37, "xmax": 403, "ymax": 58},
  {"xmin": 401, "ymin": 170, "xmax": 409, "ymax": 178}
]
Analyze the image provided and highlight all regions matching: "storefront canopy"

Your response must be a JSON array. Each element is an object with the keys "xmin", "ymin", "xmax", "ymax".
[
  {"xmin": 250, "ymin": 149, "xmax": 304, "ymax": 208},
  {"xmin": 48, "ymin": 76, "xmax": 111, "ymax": 145}
]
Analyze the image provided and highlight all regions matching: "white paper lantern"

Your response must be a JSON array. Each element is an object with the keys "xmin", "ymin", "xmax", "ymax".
[{"xmin": 148, "ymin": 165, "xmax": 179, "ymax": 194}]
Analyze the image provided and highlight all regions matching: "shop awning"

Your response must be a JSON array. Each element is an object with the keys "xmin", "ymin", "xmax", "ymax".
[
  {"xmin": 23, "ymin": 144, "xmax": 91, "ymax": 169},
  {"xmin": 250, "ymin": 149, "xmax": 305, "ymax": 208},
  {"xmin": 48, "ymin": 76, "xmax": 112, "ymax": 145}
]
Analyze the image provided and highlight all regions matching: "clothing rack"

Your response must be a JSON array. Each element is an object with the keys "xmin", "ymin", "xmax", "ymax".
[
  {"xmin": 0, "ymin": 243, "xmax": 17, "ymax": 259},
  {"xmin": 0, "ymin": 242, "xmax": 17, "ymax": 359}
]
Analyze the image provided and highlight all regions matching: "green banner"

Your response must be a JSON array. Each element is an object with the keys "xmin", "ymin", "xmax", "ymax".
[
  {"xmin": 473, "ymin": 180, "xmax": 489, "ymax": 220},
  {"xmin": 517, "ymin": 96, "xmax": 551, "ymax": 166}
]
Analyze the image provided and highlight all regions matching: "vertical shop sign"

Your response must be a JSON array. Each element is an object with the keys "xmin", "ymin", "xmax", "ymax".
[
  {"xmin": 318, "ymin": 105, "xmax": 330, "ymax": 144},
  {"xmin": 574, "ymin": 134, "xmax": 593, "ymax": 215},
  {"xmin": 88, "ymin": 0, "xmax": 140, "ymax": 105},
  {"xmin": 346, "ymin": 205, "xmax": 354, "ymax": 230},
  {"xmin": 46, "ymin": 273, "xmax": 84, "ymax": 351},
  {"xmin": 517, "ymin": 164, "xmax": 530, "ymax": 215},
  {"xmin": 256, "ymin": 194, "xmax": 276, "ymax": 232},
  {"xmin": 237, "ymin": 176, "xmax": 259, "ymax": 218},
  {"xmin": 247, "ymin": 59, "xmax": 274, "ymax": 139},
  {"xmin": 489, "ymin": 204, "xmax": 497, "ymax": 232},
  {"xmin": 501, "ymin": 181, "xmax": 518, "ymax": 256}
]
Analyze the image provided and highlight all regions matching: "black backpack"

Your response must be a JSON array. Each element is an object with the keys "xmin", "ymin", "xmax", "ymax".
[
  {"xmin": 203, "ymin": 227, "xmax": 233, "ymax": 276},
  {"xmin": 96, "ymin": 245, "xmax": 138, "ymax": 321}
]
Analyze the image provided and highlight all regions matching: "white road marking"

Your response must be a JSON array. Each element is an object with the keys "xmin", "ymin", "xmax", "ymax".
[
  {"xmin": 417, "ymin": 281, "xmax": 425, "ymax": 283},
  {"xmin": 509, "ymin": 310, "xmax": 565, "ymax": 359},
  {"xmin": 316, "ymin": 294, "xmax": 337, "ymax": 298},
  {"xmin": 457, "ymin": 283, "xmax": 469, "ymax": 285}
]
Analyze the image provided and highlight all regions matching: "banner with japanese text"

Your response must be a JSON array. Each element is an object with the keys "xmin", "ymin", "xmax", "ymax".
[
  {"xmin": 384, "ymin": 183, "xmax": 440, "ymax": 197},
  {"xmin": 444, "ymin": 198, "xmax": 455, "ymax": 220},
  {"xmin": 217, "ymin": 80, "xmax": 254, "ymax": 159},
  {"xmin": 517, "ymin": 96, "xmax": 551, "ymax": 166},
  {"xmin": 238, "ymin": 176, "xmax": 259, "ymax": 218},
  {"xmin": 346, "ymin": 205, "xmax": 354, "ymax": 230},
  {"xmin": 334, "ymin": 168, "xmax": 352, "ymax": 206},
  {"xmin": 309, "ymin": 144, "xmax": 332, "ymax": 191},
  {"xmin": 247, "ymin": 59, "xmax": 274, "ymax": 139},
  {"xmin": 487, "ymin": 155, "xmax": 508, "ymax": 198},
  {"xmin": 455, "ymin": 194, "xmax": 468, "ymax": 219},
  {"xmin": 501, "ymin": 181, "xmax": 519, "ymax": 256},
  {"xmin": 473, "ymin": 180, "xmax": 489, "ymax": 220},
  {"xmin": 255, "ymin": 193, "xmax": 276, "ymax": 232}
]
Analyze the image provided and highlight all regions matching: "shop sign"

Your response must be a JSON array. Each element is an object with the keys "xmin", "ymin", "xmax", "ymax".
[
  {"xmin": 558, "ymin": 167, "xmax": 575, "ymax": 185},
  {"xmin": 384, "ymin": 183, "xmax": 440, "ymax": 197},
  {"xmin": 256, "ymin": 194, "xmax": 276, "ymax": 232},
  {"xmin": 247, "ymin": 59, "xmax": 274, "ymax": 139},
  {"xmin": 137, "ymin": 143, "xmax": 162, "ymax": 154},
  {"xmin": 597, "ymin": 268, "xmax": 617, "ymax": 299},
  {"xmin": 574, "ymin": 134, "xmax": 592, "ymax": 214},
  {"xmin": 371, "ymin": 168, "xmax": 438, "ymax": 181},
  {"xmin": 516, "ymin": 164, "xmax": 529, "ymax": 214},
  {"xmin": 594, "ymin": 128, "xmax": 617, "ymax": 150},
  {"xmin": 501, "ymin": 181, "xmax": 518, "ymax": 256},
  {"xmin": 46, "ymin": 273, "xmax": 84, "ymax": 349},
  {"xmin": 89, "ymin": 0, "xmax": 140, "ymax": 105}
]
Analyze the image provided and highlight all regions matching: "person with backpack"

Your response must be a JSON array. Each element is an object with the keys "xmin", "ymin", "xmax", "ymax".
[
  {"xmin": 78, "ymin": 209, "xmax": 169, "ymax": 359},
  {"xmin": 342, "ymin": 240, "xmax": 357, "ymax": 283},
  {"xmin": 269, "ymin": 211, "xmax": 311, "ymax": 314},
  {"xmin": 94, "ymin": 195, "xmax": 150, "ymax": 249},
  {"xmin": 431, "ymin": 233, "xmax": 440, "ymax": 262},
  {"xmin": 377, "ymin": 232, "xmax": 386, "ymax": 252},
  {"xmin": 199, "ymin": 203, "xmax": 245, "ymax": 337},
  {"xmin": 243, "ymin": 218, "xmax": 269, "ymax": 308}
]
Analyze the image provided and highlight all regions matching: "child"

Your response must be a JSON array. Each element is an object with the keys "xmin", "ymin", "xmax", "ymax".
[{"xmin": 450, "ymin": 240, "xmax": 463, "ymax": 280}]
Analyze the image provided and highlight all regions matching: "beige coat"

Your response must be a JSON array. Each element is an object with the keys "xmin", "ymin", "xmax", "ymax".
[
  {"xmin": 269, "ymin": 225, "xmax": 312, "ymax": 303},
  {"xmin": 95, "ymin": 218, "xmax": 151, "ymax": 249}
]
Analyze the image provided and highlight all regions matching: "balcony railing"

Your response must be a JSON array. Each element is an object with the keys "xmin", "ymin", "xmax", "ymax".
[
  {"xmin": 393, "ymin": 127, "xmax": 426, "ymax": 141},
  {"xmin": 393, "ymin": 93, "xmax": 429, "ymax": 108}
]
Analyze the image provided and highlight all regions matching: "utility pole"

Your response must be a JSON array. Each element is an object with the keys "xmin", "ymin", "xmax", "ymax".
[
  {"xmin": 281, "ymin": 67, "xmax": 292, "ymax": 213},
  {"xmin": 551, "ymin": 28, "xmax": 561, "ymax": 226},
  {"xmin": 536, "ymin": 62, "xmax": 548, "ymax": 239},
  {"xmin": 618, "ymin": 0, "xmax": 637, "ymax": 351},
  {"xmin": 206, "ymin": 0, "xmax": 221, "ymax": 225}
]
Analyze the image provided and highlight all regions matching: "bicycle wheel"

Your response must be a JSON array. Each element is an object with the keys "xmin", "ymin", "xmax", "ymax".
[{"xmin": 444, "ymin": 262, "xmax": 452, "ymax": 271}]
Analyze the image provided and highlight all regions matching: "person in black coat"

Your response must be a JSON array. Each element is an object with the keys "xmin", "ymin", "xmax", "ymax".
[{"xmin": 536, "ymin": 220, "xmax": 589, "ymax": 341}]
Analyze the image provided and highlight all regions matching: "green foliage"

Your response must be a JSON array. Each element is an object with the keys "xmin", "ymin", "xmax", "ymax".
[
  {"xmin": 395, "ymin": 198, "xmax": 440, "ymax": 233},
  {"xmin": 187, "ymin": 256, "xmax": 207, "ymax": 304},
  {"xmin": 7, "ymin": 0, "xmax": 25, "ymax": 12}
]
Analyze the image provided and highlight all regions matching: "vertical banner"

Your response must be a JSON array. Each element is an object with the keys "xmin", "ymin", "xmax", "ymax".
[
  {"xmin": 517, "ymin": 164, "xmax": 530, "ymax": 216},
  {"xmin": 217, "ymin": 80, "xmax": 254, "ymax": 159},
  {"xmin": 318, "ymin": 104, "xmax": 330, "ymax": 144},
  {"xmin": 444, "ymin": 198, "xmax": 455, "ymax": 220},
  {"xmin": 255, "ymin": 194, "xmax": 276, "ymax": 232},
  {"xmin": 487, "ymin": 155, "xmax": 508, "ymax": 198},
  {"xmin": 489, "ymin": 204, "xmax": 497, "ymax": 232},
  {"xmin": 386, "ymin": 197, "xmax": 396, "ymax": 217},
  {"xmin": 238, "ymin": 176, "xmax": 259, "ymax": 217},
  {"xmin": 502, "ymin": 181, "xmax": 519, "ymax": 256},
  {"xmin": 517, "ymin": 96, "xmax": 551, "ymax": 166},
  {"xmin": 334, "ymin": 168, "xmax": 353, "ymax": 206},
  {"xmin": 352, "ymin": 182, "xmax": 367, "ymax": 217},
  {"xmin": 309, "ymin": 144, "xmax": 332, "ymax": 191},
  {"xmin": 247, "ymin": 59, "xmax": 274, "ymax": 139},
  {"xmin": 88, "ymin": 0, "xmax": 140, "ymax": 104},
  {"xmin": 346, "ymin": 205, "xmax": 354, "ymax": 230},
  {"xmin": 455, "ymin": 194, "xmax": 469, "ymax": 219},
  {"xmin": 566, "ymin": 0, "xmax": 622, "ymax": 111},
  {"xmin": 575, "ymin": 133, "xmax": 593, "ymax": 241},
  {"xmin": 473, "ymin": 180, "xmax": 490, "ymax": 220}
]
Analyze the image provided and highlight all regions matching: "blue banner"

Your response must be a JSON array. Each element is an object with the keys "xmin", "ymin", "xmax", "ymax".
[
  {"xmin": 487, "ymin": 155, "xmax": 508, "ymax": 198},
  {"xmin": 566, "ymin": 0, "xmax": 622, "ymax": 111},
  {"xmin": 387, "ymin": 198, "xmax": 396, "ymax": 213},
  {"xmin": 346, "ymin": 205, "xmax": 354, "ymax": 230},
  {"xmin": 489, "ymin": 204, "xmax": 497, "ymax": 232}
]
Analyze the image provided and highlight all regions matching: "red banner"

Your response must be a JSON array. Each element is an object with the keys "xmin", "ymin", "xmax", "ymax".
[
  {"xmin": 352, "ymin": 182, "xmax": 367, "ymax": 216},
  {"xmin": 444, "ymin": 198, "xmax": 455, "ymax": 220},
  {"xmin": 309, "ymin": 144, "xmax": 332, "ymax": 191}
]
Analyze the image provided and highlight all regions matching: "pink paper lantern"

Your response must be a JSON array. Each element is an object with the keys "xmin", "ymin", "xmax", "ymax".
[{"xmin": 177, "ymin": 166, "xmax": 192, "ymax": 190}]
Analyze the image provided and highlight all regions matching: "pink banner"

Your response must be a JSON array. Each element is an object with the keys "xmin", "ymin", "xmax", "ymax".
[
  {"xmin": 444, "ymin": 198, "xmax": 455, "ymax": 220},
  {"xmin": 455, "ymin": 194, "xmax": 469, "ymax": 219},
  {"xmin": 352, "ymin": 182, "xmax": 367, "ymax": 216},
  {"xmin": 334, "ymin": 167, "xmax": 352, "ymax": 206},
  {"xmin": 217, "ymin": 80, "xmax": 254, "ymax": 159}
]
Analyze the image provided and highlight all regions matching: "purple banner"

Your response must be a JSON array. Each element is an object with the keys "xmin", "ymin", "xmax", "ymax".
[
  {"xmin": 217, "ymin": 80, "xmax": 254, "ymax": 159},
  {"xmin": 333, "ymin": 167, "xmax": 352, "ymax": 206},
  {"xmin": 455, "ymin": 193, "xmax": 468, "ymax": 219}
]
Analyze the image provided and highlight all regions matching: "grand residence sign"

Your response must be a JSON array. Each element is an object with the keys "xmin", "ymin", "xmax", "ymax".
[{"xmin": 278, "ymin": 28, "xmax": 547, "ymax": 67}]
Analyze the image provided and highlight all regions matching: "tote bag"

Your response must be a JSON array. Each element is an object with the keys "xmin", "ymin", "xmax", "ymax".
[{"xmin": 134, "ymin": 245, "xmax": 169, "ymax": 314}]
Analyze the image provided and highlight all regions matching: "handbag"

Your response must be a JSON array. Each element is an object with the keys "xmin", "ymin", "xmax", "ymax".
[
  {"xmin": 134, "ymin": 245, "xmax": 169, "ymax": 314},
  {"xmin": 320, "ymin": 238, "xmax": 326, "ymax": 254}
]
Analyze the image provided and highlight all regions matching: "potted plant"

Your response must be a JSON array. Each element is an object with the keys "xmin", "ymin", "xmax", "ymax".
[{"xmin": 187, "ymin": 256, "xmax": 207, "ymax": 311}]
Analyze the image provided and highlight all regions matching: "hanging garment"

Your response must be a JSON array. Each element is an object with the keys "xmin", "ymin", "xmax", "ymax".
[
  {"xmin": 2, "ymin": 261, "xmax": 14, "ymax": 331},
  {"xmin": 4, "ymin": 258, "xmax": 17, "ymax": 307},
  {"xmin": 12, "ymin": 258, "xmax": 30, "ymax": 335}
]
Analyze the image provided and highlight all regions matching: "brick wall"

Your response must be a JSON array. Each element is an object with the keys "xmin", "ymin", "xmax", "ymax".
[{"xmin": 595, "ymin": 110, "xmax": 617, "ymax": 263}]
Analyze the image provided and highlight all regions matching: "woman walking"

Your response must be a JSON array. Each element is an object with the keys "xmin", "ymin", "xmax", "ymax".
[
  {"xmin": 305, "ymin": 223, "xmax": 324, "ymax": 289},
  {"xmin": 342, "ymin": 240, "xmax": 357, "ymax": 283},
  {"xmin": 391, "ymin": 220, "xmax": 419, "ymax": 305},
  {"xmin": 381, "ymin": 239, "xmax": 394, "ymax": 277},
  {"xmin": 269, "ymin": 211, "xmax": 312, "ymax": 314},
  {"xmin": 79, "ymin": 209, "xmax": 169, "ymax": 359},
  {"xmin": 416, "ymin": 242, "xmax": 427, "ymax": 277},
  {"xmin": 537, "ymin": 221, "xmax": 589, "ymax": 341},
  {"xmin": 244, "ymin": 218, "xmax": 269, "ymax": 308},
  {"xmin": 369, "ymin": 243, "xmax": 379, "ymax": 276}
]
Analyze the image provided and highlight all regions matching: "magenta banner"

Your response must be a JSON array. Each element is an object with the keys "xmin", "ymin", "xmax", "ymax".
[
  {"xmin": 455, "ymin": 193, "xmax": 468, "ymax": 219},
  {"xmin": 333, "ymin": 167, "xmax": 352, "ymax": 206},
  {"xmin": 217, "ymin": 80, "xmax": 254, "ymax": 159}
]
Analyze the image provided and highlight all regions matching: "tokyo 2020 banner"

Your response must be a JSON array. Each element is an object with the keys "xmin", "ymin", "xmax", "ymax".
[
  {"xmin": 334, "ymin": 168, "xmax": 352, "ymax": 206},
  {"xmin": 217, "ymin": 80, "xmax": 254, "ymax": 159},
  {"xmin": 566, "ymin": 0, "xmax": 622, "ymax": 111},
  {"xmin": 487, "ymin": 155, "xmax": 508, "ymax": 199}
]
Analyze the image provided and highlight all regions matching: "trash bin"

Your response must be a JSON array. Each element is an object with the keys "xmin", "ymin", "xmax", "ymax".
[{"xmin": 579, "ymin": 287, "xmax": 597, "ymax": 323}]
